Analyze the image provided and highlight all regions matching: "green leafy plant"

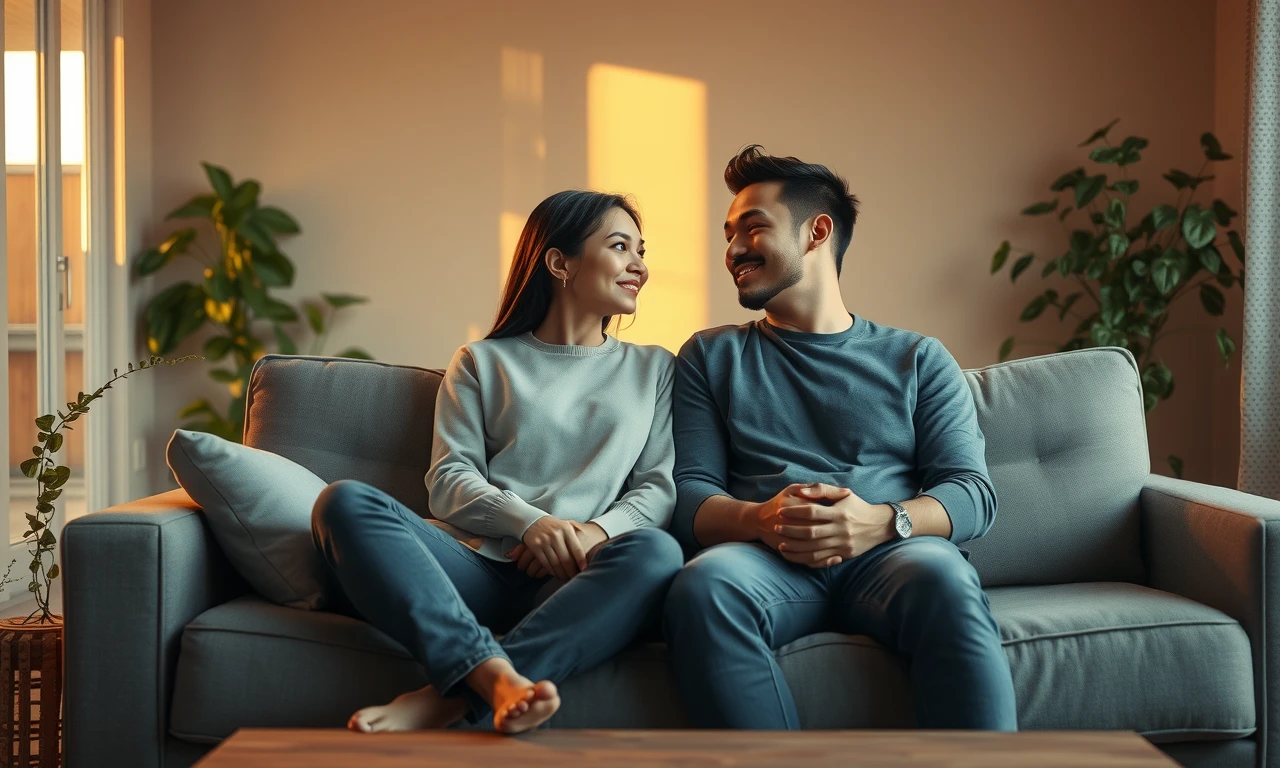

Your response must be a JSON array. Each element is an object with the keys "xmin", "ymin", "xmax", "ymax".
[
  {"xmin": 8, "ymin": 355, "xmax": 196, "ymax": 623},
  {"xmin": 137, "ymin": 163, "xmax": 372, "ymax": 442},
  {"xmin": 989, "ymin": 120, "xmax": 1245, "ymax": 477}
]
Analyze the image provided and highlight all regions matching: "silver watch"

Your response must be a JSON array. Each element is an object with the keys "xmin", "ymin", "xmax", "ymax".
[{"xmin": 889, "ymin": 501, "xmax": 913, "ymax": 540}]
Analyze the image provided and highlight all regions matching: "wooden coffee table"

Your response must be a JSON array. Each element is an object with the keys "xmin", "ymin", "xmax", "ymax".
[{"xmin": 196, "ymin": 728, "xmax": 1179, "ymax": 766}]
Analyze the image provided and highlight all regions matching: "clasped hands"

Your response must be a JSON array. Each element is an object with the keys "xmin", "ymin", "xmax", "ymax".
[
  {"xmin": 506, "ymin": 517, "xmax": 608, "ymax": 581},
  {"xmin": 754, "ymin": 483, "xmax": 895, "ymax": 568}
]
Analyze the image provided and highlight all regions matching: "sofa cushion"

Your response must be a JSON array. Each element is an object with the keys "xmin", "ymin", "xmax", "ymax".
[
  {"xmin": 243, "ymin": 355, "xmax": 443, "ymax": 517},
  {"xmin": 166, "ymin": 429, "xmax": 330, "ymax": 610},
  {"xmin": 962, "ymin": 347, "xmax": 1149, "ymax": 587},
  {"xmin": 169, "ymin": 582, "xmax": 1252, "ymax": 743},
  {"xmin": 989, "ymin": 582, "xmax": 1255, "ymax": 741}
]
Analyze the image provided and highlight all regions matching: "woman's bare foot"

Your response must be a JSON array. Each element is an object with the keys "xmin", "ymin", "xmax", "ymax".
[
  {"xmin": 492, "ymin": 677, "xmax": 559, "ymax": 734},
  {"xmin": 466, "ymin": 657, "xmax": 561, "ymax": 734},
  {"xmin": 348, "ymin": 685, "xmax": 467, "ymax": 733}
]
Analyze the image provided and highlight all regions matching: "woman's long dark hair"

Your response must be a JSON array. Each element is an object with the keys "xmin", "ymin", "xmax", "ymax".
[{"xmin": 488, "ymin": 190, "xmax": 641, "ymax": 339}]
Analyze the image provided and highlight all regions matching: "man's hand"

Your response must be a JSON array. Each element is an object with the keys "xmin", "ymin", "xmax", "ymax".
[
  {"xmin": 771, "ymin": 483, "xmax": 895, "ymax": 568},
  {"xmin": 511, "ymin": 517, "xmax": 588, "ymax": 580},
  {"xmin": 745, "ymin": 483, "xmax": 850, "ymax": 551},
  {"xmin": 508, "ymin": 521, "xmax": 607, "ymax": 580}
]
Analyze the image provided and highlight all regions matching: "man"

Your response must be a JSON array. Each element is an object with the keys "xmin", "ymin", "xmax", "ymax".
[{"xmin": 664, "ymin": 145, "xmax": 1017, "ymax": 730}]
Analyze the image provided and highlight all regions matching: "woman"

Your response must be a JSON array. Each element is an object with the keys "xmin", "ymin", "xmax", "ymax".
[{"xmin": 311, "ymin": 190, "xmax": 682, "ymax": 735}]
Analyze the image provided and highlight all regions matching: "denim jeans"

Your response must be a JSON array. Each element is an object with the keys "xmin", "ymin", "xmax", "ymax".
[
  {"xmin": 311, "ymin": 479, "xmax": 683, "ymax": 724},
  {"xmin": 663, "ymin": 537, "xmax": 1017, "ymax": 730}
]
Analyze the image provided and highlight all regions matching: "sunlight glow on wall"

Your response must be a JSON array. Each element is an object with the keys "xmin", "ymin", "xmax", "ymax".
[
  {"xmin": 499, "ymin": 48, "xmax": 544, "ymax": 292},
  {"xmin": 588, "ymin": 64, "xmax": 706, "ymax": 352}
]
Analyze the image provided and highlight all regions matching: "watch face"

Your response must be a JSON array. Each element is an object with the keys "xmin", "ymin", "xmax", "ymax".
[{"xmin": 895, "ymin": 512, "xmax": 913, "ymax": 538}]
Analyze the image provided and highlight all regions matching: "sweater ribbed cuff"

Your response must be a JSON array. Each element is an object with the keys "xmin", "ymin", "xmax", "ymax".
[
  {"xmin": 490, "ymin": 492, "xmax": 549, "ymax": 540},
  {"xmin": 921, "ymin": 481, "xmax": 978, "ymax": 544},
  {"xmin": 593, "ymin": 501, "xmax": 649, "ymax": 539}
]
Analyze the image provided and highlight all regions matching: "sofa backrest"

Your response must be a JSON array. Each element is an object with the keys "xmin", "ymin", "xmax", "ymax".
[
  {"xmin": 244, "ymin": 346, "xmax": 1150, "ymax": 587},
  {"xmin": 961, "ymin": 347, "xmax": 1149, "ymax": 587},
  {"xmin": 244, "ymin": 355, "xmax": 443, "ymax": 517}
]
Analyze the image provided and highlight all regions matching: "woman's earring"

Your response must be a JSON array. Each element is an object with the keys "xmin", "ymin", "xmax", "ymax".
[{"xmin": 562, "ymin": 276, "xmax": 567, "ymax": 288}]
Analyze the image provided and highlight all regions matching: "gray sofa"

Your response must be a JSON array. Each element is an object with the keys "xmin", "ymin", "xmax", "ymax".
[{"xmin": 61, "ymin": 347, "xmax": 1279, "ymax": 768}]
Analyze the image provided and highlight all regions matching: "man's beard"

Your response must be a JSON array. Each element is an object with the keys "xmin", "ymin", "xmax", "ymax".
[{"xmin": 737, "ymin": 249, "xmax": 804, "ymax": 310}]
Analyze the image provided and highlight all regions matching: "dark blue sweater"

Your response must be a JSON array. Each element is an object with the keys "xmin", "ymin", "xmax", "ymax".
[{"xmin": 672, "ymin": 315, "xmax": 997, "ymax": 554}]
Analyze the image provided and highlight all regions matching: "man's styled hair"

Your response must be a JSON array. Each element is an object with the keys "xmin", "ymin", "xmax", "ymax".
[{"xmin": 724, "ymin": 145, "xmax": 860, "ymax": 275}]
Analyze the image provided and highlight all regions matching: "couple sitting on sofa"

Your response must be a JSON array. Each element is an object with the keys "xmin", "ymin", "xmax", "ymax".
[{"xmin": 310, "ymin": 146, "xmax": 1018, "ymax": 735}]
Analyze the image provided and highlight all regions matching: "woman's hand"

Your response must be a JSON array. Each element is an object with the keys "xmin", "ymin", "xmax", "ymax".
[
  {"xmin": 508, "ymin": 521, "xmax": 610, "ymax": 579},
  {"xmin": 513, "ymin": 517, "xmax": 588, "ymax": 580}
]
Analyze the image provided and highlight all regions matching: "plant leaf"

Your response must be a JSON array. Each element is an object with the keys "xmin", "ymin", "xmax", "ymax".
[
  {"xmin": 1074, "ymin": 175, "xmax": 1107, "ymax": 209},
  {"xmin": 165, "ymin": 193, "xmax": 218, "ymax": 220},
  {"xmin": 203, "ymin": 269, "xmax": 234, "ymax": 302},
  {"xmin": 1107, "ymin": 232, "xmax": 1130, "ymax": 260},
  {"xmin": 251, "ymin": 251, "xmax": 295, "ymax": 287},
  {"xmin": 1163, "ymin": 169, "xmax": 1193, "ymax": 190},
  {"xmin": 1201, "ymin": 132, "xmax": 1233, "ymax": 161},
  {"xmin": 1211, "ymin": 199, "xmax": 1238, "ymax": 226},
  {"xmin": 998, "ymin": 337, "xmax": 1014, "ymax": 363},
  {"xmin": 1021, "ymin": 200, "xmax": 1058, "ymax": 216},
  {"xmin": 237, "ymin": 219, "xmax": 276, "ymax": 254},
  {"xmin": 1168, "ymin": 455, "xmax": 1184, "ymax": 479},
  {"xmin": 1079, "ymin": 118, "xmax": 1119, "ymax": 147},
  {"xmin": 304, "ymin": 302, "xmax": 325, "ymax": 334},
  {"xmin": 1020, "ymin": 295, "xmax": 1049, "ymax": 322},
  {"xmin": 20, "ymin": 458, "xmax": 40, "ymax": 478},
  {"xmin": 1197, "ymin": 245, "xmax": 1222, "ymax": 274},
  {"xmin": 46, "ymin": 433, "xmax": 63, "ymax": 453},
  {"xmin": 1181, "ymin": 205, "xmax": 1216, "ymax": 250},
  {"xmin": 1058, "ymin": 292, "xmax": 1082, "ymax": 320},
  {"xmin": 1217, "ymin": 328, "xmax": 1236, "ymax": 366},
  {"xmin": 1010, "ymin": 254, "xmax": 1034, "ymax": 282},
  {"xmin": 43, "ymin": 466, "xmax": 71, "ymax": 490},
  {"xmin": 1049, "ymin": 168, "xmax": 1085, "ymax": 191},
  {"xmin": 253, "ymin": 206, "xmax": 301, "ymax": 235},
  {"xmin": 1109, "ymin": 179, "xmax": 1140, "ymax": 195},
  {"xmin": 228, "ymin": 179, "xmax": 261, "ymax": 212},
  {"xmin": 203, "ymin": 162, "xmax": 235, "ymax": 201},
  {"xmin": 47, "ymin": 564, "xmax": 59, "ymax": 580},
  {"xmin": 1151, "ymin": 204, "xmax": 1179, "ymax": 231},
  {"xmin": 1151, "ymin": 254, "xmax": 1182, "ymax": 295},
  {"xmin": 35, "ymin": 415, "xmax": 54, "ymax": 432},
  {"xmin": 322, "ymin": 293, "xmax": 369, "ymax": 309},
  {"xmin": 178, "ymin": 398, "xmax": 217, "ymax": 419},
  {"xmin": 1104, "ymin": 198, "xmax": 1127, "ymax": 229},
  {"xmin": 334, "ymin": 347, "xmax": 374, "ymax": 360},
  {"xmin": 990, "ymin": 241, "xmax": 1010, "ymax": 274},
  {"xmin": 1227, "ymin": 231, "xmax": 1245, "ymax": 263},
  {"xmin": 1089, "ymin": 146, "xmax": 1121, "ymax": 164},
  {"xmin": 1200, "ymin": 284, "xmax": 1225, "ymax": 316},
  {"xmin": 209, "ymin": 368, "xmax": 239, "ymax": 383}
]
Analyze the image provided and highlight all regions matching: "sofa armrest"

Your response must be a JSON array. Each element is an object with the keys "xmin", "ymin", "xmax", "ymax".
[
  {"xmin": 61, "ymin": 489, "xmax": 246, "ymax": 768},
  {"xmin": 1142, "ymin": 474, "xmax": 1280, "ymax": 766}
]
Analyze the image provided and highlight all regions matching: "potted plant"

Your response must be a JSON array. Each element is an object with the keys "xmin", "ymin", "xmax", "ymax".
[
  {"xmin": 2, "ymin": 355, "xmax": 194, "ymax": 766},
  {"xmin": 989, "ymin": 120, "xmax": 1245, "ymax": 477},
  {"xmin": 136, "ymin": 163, "xmax": 372, "ymax": 442}
]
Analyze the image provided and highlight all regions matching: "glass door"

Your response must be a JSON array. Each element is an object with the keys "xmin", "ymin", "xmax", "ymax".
[{"xmin": 3, "ymin": 0, "xmax": 94, "ymax": 566}]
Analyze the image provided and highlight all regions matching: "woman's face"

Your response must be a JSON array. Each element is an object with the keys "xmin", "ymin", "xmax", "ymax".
[{"xmin": 564, "ymin": 207, "xmax": 647, "ymax": 317}]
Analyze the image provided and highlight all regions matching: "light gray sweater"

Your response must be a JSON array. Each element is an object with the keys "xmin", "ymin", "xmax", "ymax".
[{"xmin": 425, "ymin": 331, "xmax": 676, "ymax": 561}]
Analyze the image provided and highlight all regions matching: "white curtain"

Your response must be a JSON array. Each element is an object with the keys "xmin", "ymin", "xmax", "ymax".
[{"xmin": 1240, "ymin": 0, "xmax": 1280, "ymax": 499}]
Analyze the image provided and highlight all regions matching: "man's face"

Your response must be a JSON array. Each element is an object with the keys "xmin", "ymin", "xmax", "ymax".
[{"xmin": 723, "ymin": 181, "xmax": 805, "ymax": 311}]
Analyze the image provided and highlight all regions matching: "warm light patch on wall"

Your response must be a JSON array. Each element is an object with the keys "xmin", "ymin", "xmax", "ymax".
[
  {"xmin": 112, "ymin": 36, "xmax": 126, "ymax": 267},
  {"xmin": 499, "ymin": 48, "xmax": 544, "ymax": 292},
  {"xmin": 588, "ymin": 64, "xmax": 707, "ymax": 353}
]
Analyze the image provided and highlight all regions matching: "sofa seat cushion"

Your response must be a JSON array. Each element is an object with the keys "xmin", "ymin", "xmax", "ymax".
[
  {"xmin": 168, "ymin": 596, "xmax": 914, "ymax": 741},
  {"xmin": 989, "ymin": 582, "xmax": 1255, "ymax": 741},
  {"xmin": 170, "ymin": 582, "xmax": 1254, "ymax": 743}
]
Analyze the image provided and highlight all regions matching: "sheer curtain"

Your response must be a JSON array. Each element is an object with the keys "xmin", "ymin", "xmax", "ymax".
[{"xmin": 1240, "ymin": 0, "xmax": 1280, "ymax": 499}]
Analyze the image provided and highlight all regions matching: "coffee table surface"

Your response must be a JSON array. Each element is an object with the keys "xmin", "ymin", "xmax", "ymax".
[{"xmin": 196, "ymin": 728, "xmax": 1178, "ymax": 767}]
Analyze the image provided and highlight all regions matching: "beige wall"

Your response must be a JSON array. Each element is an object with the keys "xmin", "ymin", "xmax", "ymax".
[{"xmin": 141, "ymin": 0, "xmax": 1246, "ymax": 488}]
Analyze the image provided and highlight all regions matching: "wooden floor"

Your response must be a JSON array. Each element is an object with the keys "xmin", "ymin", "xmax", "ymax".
[{"xmin": 197, "ymin": 728, "xmax": 1178, "ymax": 767}]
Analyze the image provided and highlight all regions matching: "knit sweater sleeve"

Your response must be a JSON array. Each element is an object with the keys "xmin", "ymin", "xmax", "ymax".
[
  {"xmin": 424, "ymin": 346, "xmax": 548, "ymax": 540},
  {"xmin": 593, "ymin": 352, "xmax": 677, "ymax": 537}
]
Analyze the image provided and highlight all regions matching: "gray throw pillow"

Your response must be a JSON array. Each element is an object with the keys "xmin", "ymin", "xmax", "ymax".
[{"xmin": 166, "ymin": 429, "xmax": 329, "ymax": 610}]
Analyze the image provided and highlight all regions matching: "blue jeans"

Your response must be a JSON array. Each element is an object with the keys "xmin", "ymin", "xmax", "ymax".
[
  {"xmin": 311, "ymin": 480, "xmax": 683, "ymax": 724},
  {"xmin": 663, "ymin": 537, "xmax": 1017, "ymax": 730}
]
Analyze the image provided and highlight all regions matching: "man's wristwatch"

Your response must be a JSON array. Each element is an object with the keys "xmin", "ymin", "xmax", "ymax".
[{"xmin": 889, "ymin": 501, "xmax": 913, "ymax": 540}]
